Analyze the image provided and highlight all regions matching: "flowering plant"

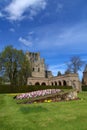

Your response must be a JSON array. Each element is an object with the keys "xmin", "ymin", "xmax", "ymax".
[{"xmin": 16, "ymin": 89, "xmax": 62, "ymax": 100}]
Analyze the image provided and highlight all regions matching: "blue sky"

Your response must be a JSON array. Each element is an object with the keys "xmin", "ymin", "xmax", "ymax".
[{"xmin": 0, "ymin": 0, "xmax": 87, "ymax": 79}]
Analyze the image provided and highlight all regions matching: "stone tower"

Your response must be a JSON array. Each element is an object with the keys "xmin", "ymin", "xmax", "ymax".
[
  {"xmin": 83, "ymin": 64, "xmax": 87, "ymax": 85},
  {"xmin": 27, "ymin": 51, "xmax": 81, "ymax": 91},
  {"xmin": 26, "ymin": 52, "xmax": 45, "ymax": 78}
]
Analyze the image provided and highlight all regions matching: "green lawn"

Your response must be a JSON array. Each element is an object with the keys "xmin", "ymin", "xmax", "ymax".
[{"xmin": 0, "ymin": 92, "xmax": 87, "ymax": 130}]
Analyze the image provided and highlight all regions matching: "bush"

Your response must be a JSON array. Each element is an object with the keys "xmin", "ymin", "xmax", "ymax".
[
  {"xmin": 82, "ymin": 86, "xmax": 87, "ymax": 91},
  {"xmin": 0, "ymin": 84, "xmax": 72, "ymax": 94}
]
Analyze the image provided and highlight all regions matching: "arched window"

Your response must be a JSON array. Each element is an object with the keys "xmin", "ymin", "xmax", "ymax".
[
  {"xmin": 59, "ymin": 81, "xmax": 62, "ymax": 86},
  {"xmin": 41, "ymin": 82, "xmax": 46, "ymax": 86},
  {"xmin": 55, "ymin": 81, "xmax": 57, "ymax": 86},
  {"xmin": 33, "ymin": 68, "xmax": 34, "ymax": 71},
  {"xmin": 63, "ymin": 80, "xmax": 67, "ymax": 86},
  {"xmin": 51, "ymin": 82, "xmax": 54, "ymax": 86},
  {"xmin": 35, "ymin": 82, "xmax": 40, "ymax": 86}
]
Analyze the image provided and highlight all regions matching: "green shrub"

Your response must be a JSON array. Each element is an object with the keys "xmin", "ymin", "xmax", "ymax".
[
  {"xmin": 82, "ymin": 86, "xmax": 87, "ymax": 91},
  {"xmin": 0, "ymin": 84, "xmax": 72, "ymax": 94}
]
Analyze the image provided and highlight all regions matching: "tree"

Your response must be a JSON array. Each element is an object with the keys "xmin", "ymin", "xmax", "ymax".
[
  {"xmin": 66, "ymin": 56, "xmax": 84, "ymax": 73},
  {"xmin": 65, "ymin": 69, "xmax": 72, "ymax": 75},
  {"xmin": 57, "ymin": 71, "xmax": 62, "ymax": 76},
  {"xmin": 0, "ymin": 77, "xmax": 2, "ymax": 84},
  {"xmin": 18, "ymin": 57, "xmax": 31, "ymax": 86},
  {"xmin": 0, "ymin": 45, "xmax": 31, "ymax": 86},
  {"xmin": 45, "ymin": 64, "xmax": 49, "ymax": 78}
]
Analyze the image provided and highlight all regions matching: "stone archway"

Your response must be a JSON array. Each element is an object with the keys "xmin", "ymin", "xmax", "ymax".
[
  {"xmin": 51, "ymin": 82, "xmax": 54, "ymax": 86},
  {"xmin": 55, "ymin": 81, "xmax": 57, "ymax": 86},
  {"xmin": 41, "ymin": 82, "xmax": 46, "ymax": 86},
  {"xmin": 35, "ymin": 82, "xmax": 40, "ymax": 86},
  {"xmin": 63, "ymin": 80, "xmax": 67, "ymax": 86},
  {"xmin": 59, "ymin": 81, "xmax": 62, "ymax": 86}
]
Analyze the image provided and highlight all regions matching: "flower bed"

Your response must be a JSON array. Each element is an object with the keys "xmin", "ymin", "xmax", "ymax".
[{"xmin": 16, "ymin": 89, "xmax": 62, "ymax": 100}]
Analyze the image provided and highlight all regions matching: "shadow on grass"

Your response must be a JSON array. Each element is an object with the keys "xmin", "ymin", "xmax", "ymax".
[{"xmin": 20, "ymin": 106, "xmax": 48, "ymax": 114}]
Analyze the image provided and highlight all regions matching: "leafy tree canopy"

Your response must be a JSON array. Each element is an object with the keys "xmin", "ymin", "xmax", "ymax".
[{"xmin": 0, "ymin": 45, "xmax": 31, "ymax": 86}]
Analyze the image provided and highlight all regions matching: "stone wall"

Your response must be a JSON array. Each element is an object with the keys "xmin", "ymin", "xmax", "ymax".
[
  {"xmin": 83, "ymin": 72, "xmax": 87, "ymax": 85},
  {"xmin": 27, "ymin": 73, "xmax": 81, "ymax": 92},
  {"xmin": 26, "ymin": 52, "xmax": 45, "ymax": 78},
  {"xmin": 82, "ymin": 64, "xmax": 87, "ymax": 85},
  {"xmin": 26, "ymin": 51, "xmax": 81, "ymax": 92}
]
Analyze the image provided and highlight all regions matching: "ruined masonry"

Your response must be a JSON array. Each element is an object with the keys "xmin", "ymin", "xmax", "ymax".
[
  {"xmin": 26, "ymin": 51, "xmax": 81, "ymax": 91},
  {"xmin": 83, "ymin": 64, "xmax": 87, "ymax": 85}
]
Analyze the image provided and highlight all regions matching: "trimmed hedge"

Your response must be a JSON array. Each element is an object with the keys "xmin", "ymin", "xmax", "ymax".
[
  {"xmin": 82, "ymin": 86, "xmax": 87, "ymax": 91},
  {"xmin": 0, "ymin": 84, "xmax": 72, "ymax": 94}
]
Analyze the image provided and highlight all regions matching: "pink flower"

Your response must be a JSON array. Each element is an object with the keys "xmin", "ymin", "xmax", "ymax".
[{"xmin": 16, "ymin": 89, "xmax": 62, "ymax": 99}]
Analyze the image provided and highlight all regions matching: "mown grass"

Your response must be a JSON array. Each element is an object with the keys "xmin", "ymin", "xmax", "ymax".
[{"xmin": 0, "ymin": 92, "xmax": 87, "ymax": 130}]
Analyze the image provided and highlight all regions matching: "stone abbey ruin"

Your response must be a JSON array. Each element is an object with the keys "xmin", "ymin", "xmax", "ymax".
[
  {"xmin": 26, "ymin": 51, "xmax": 81, "ymax": 91},
  {"xmin": 83, "ymin": 64, "xmax": 87, "ymax": 85}
]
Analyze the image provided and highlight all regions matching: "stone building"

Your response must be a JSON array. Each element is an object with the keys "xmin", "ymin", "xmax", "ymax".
[
  {"xmin": 83, "ymin": 64, "xmax": 87, "ymax": 85},
  {"xmin": 26, "ymin": 51, "xmax": 81, "ymax": 91},
  {"xmin": 26, "ymin": 51, "xmax": 53, "ymax": 78}
]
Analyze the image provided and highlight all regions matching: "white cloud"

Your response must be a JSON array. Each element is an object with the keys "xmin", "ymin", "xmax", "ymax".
[
  {"xmin": 0, "ymin": 12, "xmax": 4, "ymax": 17},
  {"xmin": 4, "ymin": 0, "xmax": 47, "ymax": 21},
  {"xmin": 34, "ymin": 22, "xmax": 87, "ymax": 52},
  {"xmin": 19, "ymin": 37, "xmax": 32, "ymax": 46},
  {"xmin": 9, "ymin": 28, "xmax": 15, "ymax": 32},
  {"xmin": 49, "ymin": 64, "xmax": 66, "ymax": 76},
  {"xmin": 55, "ymin": 23, "xmax": 87, "ymax": 47},
  {"xmin": 28, "ymin": 31, "xmax": 34, "ymax": 35}
]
